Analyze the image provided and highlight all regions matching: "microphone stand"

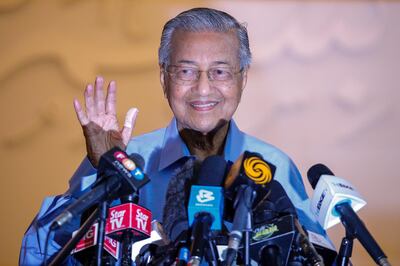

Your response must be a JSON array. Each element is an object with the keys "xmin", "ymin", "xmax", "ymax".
[
  {"xmin": 337, "ymin": 230, "xmax": 354, "ymax": 266},
  {"xmin": 49, "ymin": 208, "xmax": 100, "ymax": 266},
  {"xmin": 243, "ymin": 210, "xmax": 252, "ymax": 266},
  {"xmin": 335, "ymin": 202, "xmax": 391, "ymax": 266},
  {"xmin": 206, "ymin": 238, "xmax": 220, "ymax": 266},
  {"xmin": 96, "ymin": 200, "xmax": 109, "ymax": 266},
  {"xmin": 120, "ymin": 193, "xmax": 139, "ymax": 266}
]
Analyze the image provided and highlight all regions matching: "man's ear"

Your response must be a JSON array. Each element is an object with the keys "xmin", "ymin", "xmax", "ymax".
[{"xmin": 159, "ymin": 64, "xmax": 167, "ymax": 97}]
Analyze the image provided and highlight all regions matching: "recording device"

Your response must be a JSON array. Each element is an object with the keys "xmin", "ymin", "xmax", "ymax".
[
  {"xmin": 250, "ymin": 213, "xmax": 296, "ymax": 266},
  {"xmin": 105, "ymin": 203, "xmax": 152, "ymax": 240},
  {"xmin": 114, "ymin": 153, "xmax": 149, "ymax": 266},
  {"xmin": 223, "ymin": 151, "xmax": 275, "ymax": 265},
  {"xmin": 187, "ymin": 155, "xmax": 227, "ymax": 266},
  {"xmin": 249, "ymin": 180, "xmax": 324, "ymax": 266},
  {"xmin": 307, "ymin": 164, "xmax": 391, "ymax": 266},
  {"xmin": 307, "ymin": 164, "xmax": 366, "ymax": 230},
  {"xmin": 139, "ymin": 158, "xmax": 195, "ymax": 265},
  {"xmin": 141, "ymin": 157, "xmax": 226, "ymax": 266},
  {"xmin": 68, "ymin": 149, "xmax": 151, "ymax": 265},
  {"xmin": 51, "ymin": 147, "xmax": 150, "ymax": 230},
  {"xmin": 162, "ymin": 157, "xmax": 194, "ymax": 242},
  {"xmin": 107, "ymin": 203, "xmax": 152, "ymax": 265}
]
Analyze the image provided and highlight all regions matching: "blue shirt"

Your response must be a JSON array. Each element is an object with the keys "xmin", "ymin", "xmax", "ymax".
[{"xmin": 20, "ymin": 119, "xmax": 332, "ymax": 265}]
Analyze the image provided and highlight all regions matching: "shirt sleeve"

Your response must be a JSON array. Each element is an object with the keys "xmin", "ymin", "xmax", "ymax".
[{"xmin": 19, "ymin": 157, "xmax": 98, "ymax": 265}]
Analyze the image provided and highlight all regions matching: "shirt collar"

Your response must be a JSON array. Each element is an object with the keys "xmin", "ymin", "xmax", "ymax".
[{"xmin": 158, "ymin": 118, "xmax": 245, "ymax": 170}]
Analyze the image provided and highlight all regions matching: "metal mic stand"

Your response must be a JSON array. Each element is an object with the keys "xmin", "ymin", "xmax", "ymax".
[
  {"xmin": 243, "ymin": 210, "xmax": 253, "ymax": 266},
  {"xmin": 337, "ymin": 230, "xmax": 354, "ymax": 266},
  {"xmin": 120, "ymin": 193, "xmax": 139, "ymax": 266},
  {"xmin": 335, "ymin": 203, "xmax": 391, "ymax": 266},
  {"xmin": 49, "ymin": 208, "xmax": 100, "ymax": 266},
  {"xmin": 96, "ymin": 200, "xmax": 109, "ymax": 266},
  {"xmin": 206, "ymin": 238, "xmax": 220, "ymax": 266}
]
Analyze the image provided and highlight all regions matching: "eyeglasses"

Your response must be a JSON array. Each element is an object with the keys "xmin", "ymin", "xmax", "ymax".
[{"xmin": 165, "ymin": 65, "xmax": 243, "ymax": 86}]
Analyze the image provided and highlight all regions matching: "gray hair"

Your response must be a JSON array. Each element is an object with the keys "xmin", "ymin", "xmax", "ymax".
[{"xmin": 158, "ymin": 7, "xmax": 251, "ymax": 69}]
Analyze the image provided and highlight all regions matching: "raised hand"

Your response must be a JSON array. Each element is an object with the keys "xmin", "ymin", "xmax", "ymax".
[{"xmin": 73, "ymin": 76, "xmax": 138, "ymax": 167}]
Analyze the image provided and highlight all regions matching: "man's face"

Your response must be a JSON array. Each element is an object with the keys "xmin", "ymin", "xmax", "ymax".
[{"xmin": 160, "ymin": 30, "xmax": 247, "ymax": 134}]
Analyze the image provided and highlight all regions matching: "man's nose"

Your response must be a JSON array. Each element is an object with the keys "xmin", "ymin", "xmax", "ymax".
[{"xmin": 195, "ymin": 71, "xmax": 212, "ymax": 95}]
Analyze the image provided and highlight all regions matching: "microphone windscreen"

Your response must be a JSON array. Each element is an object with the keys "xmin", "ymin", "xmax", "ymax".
[
  {"xmin": 129, "ymin": 153, "xmax": 145, "ymax": 169},
  {"xmin": 307, "ymin": 164, "xmax": 335, "ymax": 189},
  {"xmin": 197, "ymin": 155, "xmax": 227, "ymax": 186},
  {"xmin": 162, "ymin": 158, "xmax": 194, "ymax": 241},
  {"xmin": 267, "ymin": 181, "xmax": 298, "ymax": 218}
]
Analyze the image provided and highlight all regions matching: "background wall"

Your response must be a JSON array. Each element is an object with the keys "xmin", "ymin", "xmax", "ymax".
[{"xmin": 0, "ymin": 1, "xmax": 399, "ymax": 265}]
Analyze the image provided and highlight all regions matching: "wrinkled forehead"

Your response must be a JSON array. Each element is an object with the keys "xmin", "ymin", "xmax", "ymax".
[{"xmin": 169, "ymin": 29, "xmax": 241, "ymax": 68}]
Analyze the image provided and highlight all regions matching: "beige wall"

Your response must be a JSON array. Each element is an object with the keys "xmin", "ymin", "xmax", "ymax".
[{"xmin": 0, "ymin": 1, "xmax": 398, "ymax": 265}]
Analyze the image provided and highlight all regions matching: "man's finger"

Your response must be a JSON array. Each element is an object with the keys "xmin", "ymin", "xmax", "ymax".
[
  {"xmin": 73, "ymin": 98, "xmax": 90, "ymax": 126},
  {"xmin": 105, "ymin": 80, "xmax": 117, "ymax": 116},
  {"xmin": 85, "ymin": 84, "xmax": 96, "ymax": 119},
  {"xmin": 94, "ymin": 76, "xmax": 106, "ymax": 115},
  {"xmin": 121, "ymin": 108, "xmax": 139, "ymax": 145}
]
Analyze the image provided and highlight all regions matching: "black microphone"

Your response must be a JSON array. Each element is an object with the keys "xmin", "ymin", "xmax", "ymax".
[
  {"xmin": 268, "ymin": 180, "xmax": 324, "ymax": 266},
  {"xmin": 249, "ymin": 182, "xmax": 295, "ymax": 266},
  {"xmin": 162, "ymin": 157, "xmax": 195, "ymax": 266},
  {"xmin": 162, "ymin": 158, "xmax": 195, "ymax": 242},
  {"xmin": 307, "ymin": 164, "xmax": 391, "ymax": 266},
  {"xmin": 51, "ymin": 147, "xmax": 150, "ymax": 230},
  {"xmin": 260, "ymin": 245, "xmax": 284, "ymax": 266},
  {"xmin": 115, "ymin": 153, "xmax": 148, "ymax": 266},
  {"xmin": 187, "ymin": 156, "xmax": 227, "ymax": 266},
  {"xmin": 223, "ymin": 151, "xmax": 275, "ymax": 265}
]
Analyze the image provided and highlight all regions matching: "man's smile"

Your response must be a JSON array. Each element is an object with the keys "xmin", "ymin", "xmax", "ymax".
[{"xmin": 189, "ymin": 100, "xmax": 220, "ymax": 111}]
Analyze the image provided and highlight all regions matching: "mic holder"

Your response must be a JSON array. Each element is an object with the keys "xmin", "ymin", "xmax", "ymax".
[
  {"xmin": 49, "ymin": 208, "xmax": 100, "ymax": 266},
  {"xmin": 205, "ymin": 238, "xmax": 220, "ymax": 266},
  {"xmin": 335, "ymin": 202, "xmax": 391, "ymax": 266},
  {"xmin": 242, "ymin": 186, "xmax": 256, "ymax": 266},
  {"xmin": 96, "ymin": 200, "xmax": 109, "ymax": 266},
  {"xmin": 337, "ymin": 230, "xmax": 354, "ymax": 266},
  {"xmin": 243, "ymin": 211, "xmax": 252, "ymax": 266},
  {"xmin": 120, "ymin": 193, "xmax": 139, "ymax": 266}
]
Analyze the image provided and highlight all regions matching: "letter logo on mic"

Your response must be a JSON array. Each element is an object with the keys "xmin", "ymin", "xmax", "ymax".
[
  {"xmin": 110, "ymin": 209, "xmax": 126, "ymax": 230},
  {"xmin": 106, "ymin": 203, "xmax": 152, "ymax": 238},
  {"xmin": 316, "ymin": 188, "xmax": 327, "ymax": 215},
  {"xmin": 114, "ymin": 151, "xmax": 127, "ymax": 160},
  {"xmin": 196, "ymin": 189, "xmax": 215, "ymax": 203},
  {"xmin": 253, "ymin": 223, "xmax": 279, "ymax": 241},
  {"xmin": 243, "ymin": 156, "xmax": 273, "ymax": 185},
  {"xmin": 135, "ymin": 209, "xmax": 149, "ymax": 231},
  {"xmin": 113, "ymin": 150, "xmax": 144, "ymax": 180},
  {"xmin": 333, "ymin": 182, "xmax": 354, "ymax": 190},
  {"xmin": 122, "ymin": 158, "xmax": 136, "ymax": 170},
  {"xmin": 132, "ymin": 168, "xmax": 144, "ymax": 180}
]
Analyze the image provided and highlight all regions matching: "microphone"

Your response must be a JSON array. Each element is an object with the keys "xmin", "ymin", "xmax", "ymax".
[
  {"xmin": 162, "ymin": 158, "xmax": 195, "ymax": 242},
  {"xmin": 105, "ymin": 203, "xmax": 152, "ymax": 240},
  {"xmin": 307, "ymin": 164, "xmax": 366, "ymax": 230},
  {"xmin": 307, "ymin": 164, "xmax": 391, "ymax": 266},
  {"xmin": 51, "ymin": 147, "xmax": 150, "ymax": 230},
  {"xmin": 247, "ymin": 180, "xmax": 323, "ymax": 266},
  {"xmin": 187, "ymin": 155, "xmax": 227, "ymax": 266},
  {"xmin": 71, "ymin": 223, "xmax": 121, "ymax": 262},
  {"xmin": 116, "ymin": 152, "xmax": 148, "ymax": 266},
  {"xmin": 143, "ymin": 158, "xmax": 195, "ymax": 266},
  {"xmin": 268, "ymin": 180, "xmax": 324, "ymax": 266},
  {"xmin": 223, "ymin": 151, "xmax": 275, "ymax": 265},
  {"xmin": 251, "ymin": 213, "xmax": 296, "ymax": 266}
]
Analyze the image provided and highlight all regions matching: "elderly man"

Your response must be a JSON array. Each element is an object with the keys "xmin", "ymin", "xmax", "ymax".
[{"xmin": 20, "ymin": 7, "xmax": 331, "ymax": 265}]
